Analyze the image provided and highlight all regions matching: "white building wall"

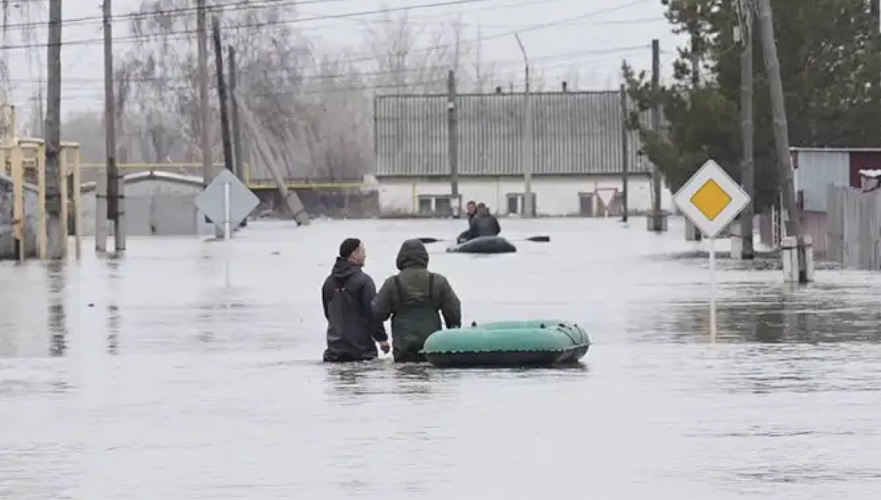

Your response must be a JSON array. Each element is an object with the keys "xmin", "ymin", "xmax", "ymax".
[{"xmin": 377, "ymin": 175, "xmax": 674, "ymax": 216}]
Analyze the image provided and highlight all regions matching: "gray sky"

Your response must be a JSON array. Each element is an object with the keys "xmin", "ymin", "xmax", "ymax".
[{"xmin": 3, "ymin": 0, "xmax": 682, "ymax": 117}]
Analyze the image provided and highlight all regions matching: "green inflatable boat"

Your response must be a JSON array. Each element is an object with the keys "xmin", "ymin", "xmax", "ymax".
[
  {"xmin": 446, "ymin": 236, "xmax": 516, "ymax": 254},
  {"xmin": 421, "ymin": 320, "xmax": 590, "ymax": 367}
]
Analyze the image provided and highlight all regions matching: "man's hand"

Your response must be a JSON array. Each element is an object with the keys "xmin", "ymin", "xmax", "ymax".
[{"xmin": 378, "ymin": 340, "xmax": 390, "ymax": 354}]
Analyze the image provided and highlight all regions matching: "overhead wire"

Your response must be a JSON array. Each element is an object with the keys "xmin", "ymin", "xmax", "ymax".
[
  {"xmin": 0, "ymin": 0, "xmax": 654, "ymax": 50},
  {"xmin": 11, "ymin": 44, "xmax": 646, "ymax": 87},
  {"xmin": 2, "ymin": 0, "xmax": 656, "ymax": 96},
  {"xmin": 54, "ymin": 50, "xmax": 648, "ymax": 103},
  {"xmin": 2, "ymin": 0, "xmax": 658, "ymax": 107},
  {"xmin": 0, "ymin": 0, "xmax": 590, "ymax": 31}
]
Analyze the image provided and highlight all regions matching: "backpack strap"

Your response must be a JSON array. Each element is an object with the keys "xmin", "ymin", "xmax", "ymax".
[
  {"xmin": 393, "ymin": 275, "xmax": 404, "ymax": 306},
  {"xmin": 393, "ymin": 273, "xmax": 434, "ymax": 305}
]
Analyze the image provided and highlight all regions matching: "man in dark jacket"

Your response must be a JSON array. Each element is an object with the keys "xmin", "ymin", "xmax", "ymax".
[
  {"xmin": 322, "ymin": 237, "xmax": 390, "ymax": 362},
  {"xmin": 457, "ymin": 200, "xmax": 478, "ymax": 242},
  {"xmin": 468, "ymin": 203, "xmax": 501, "ymax": 238},
  {"xmin": 372, "ymin": 239, "xmax": 462, "ymax": 362}
]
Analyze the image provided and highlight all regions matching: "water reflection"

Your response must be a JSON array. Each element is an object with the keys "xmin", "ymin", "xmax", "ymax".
[
  {"xmin": 392, "ymin": 363, "xmax": 434, "ymax": 396},
  {"xmin": 107, "ymin": 304, "xmax": 119, "ymax": 354},
  {"xmin": 46, "ymin": 262, "xmax": 66, "ymax": 357},
  {"xmin": 106, "ymin": 257, "xmax": 122, "ymax": 354},
  {"xmin": 664, "ymin": 284, "xmax": 881, "ymax": 344},
  {"xmin": 324, "ymin": 362, "xmax": 384, "ymax": 397}
]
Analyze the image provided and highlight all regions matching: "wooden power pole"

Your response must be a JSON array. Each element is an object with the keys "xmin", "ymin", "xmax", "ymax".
[
  {"xmin": 228, "ymin": 46, "xmax": 243, "ymax": 181},
  {"xmin": 212, "ymin": 18, "xmax": 233, "ymax": 174},
  {"xmin": 103, "ymin": 0, "xmax": 123, "ymax": 252},
  {"xmin": 739, "ymin": 14, "xmax": 755, "ymax": 259},
  {"xmin": 228, "ymin": 45, "xmax": 247, "ymax": 228},
  {"xmin": 447, "ymin": 69, "xmax": 460, "ymax": 217},
  {"xmin": 197, "ymin": 0, "xmax": 211, "ymax": 187},
  {"xmin": 45, "ymin": 0, "xmax": 63, "ymax": 258},
  {"xmin": 648, "ymin": 39, "xmax": 665, "ymax": 232},
  {"xmin": 620, "ymin": 83, "xmax": 629, "ymax": 222},
  {"xmin": 756, "ymin": 0, "xmax": 805, "ymax": 281}
]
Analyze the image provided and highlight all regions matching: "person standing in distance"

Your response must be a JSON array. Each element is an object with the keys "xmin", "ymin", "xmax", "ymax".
[
  {"xmin": 322, "ymin": 238, "xmax": 390, "ymax": 362},
  {"xmin": 372, "ymin": 239, "xmax": 462, "ymax": 362}
]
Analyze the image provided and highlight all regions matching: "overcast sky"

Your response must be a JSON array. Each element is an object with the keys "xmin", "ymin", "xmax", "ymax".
[{"xmin": 3, "ymin": 0, "xmax": 682, "ymax": 117}]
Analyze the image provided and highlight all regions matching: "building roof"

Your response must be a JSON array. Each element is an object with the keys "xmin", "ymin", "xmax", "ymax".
[
  {"xmin": 374, "ymin": 91, "xmax": 654, "ymax": 177},
  {"xmin": 791, "ymin": 147, "xmax": 881, "ymax": 153},
  {"xmin": 80, "ymin": 170, "xmax": 204, "ymax": 194}
]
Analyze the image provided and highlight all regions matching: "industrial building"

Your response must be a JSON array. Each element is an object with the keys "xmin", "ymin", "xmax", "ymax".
[{"xmin": 373, "ymin": 90, "xmax": 673, "ymax": 217}]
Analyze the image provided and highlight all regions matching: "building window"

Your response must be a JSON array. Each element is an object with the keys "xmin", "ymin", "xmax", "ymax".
[
  {"xmin": 417, "ymin": 195, "xmax": 453, "ymax": 216},
  {"xmin": 418, "ymin": 196, "xmax": 433, "ymax": 214},
  {"xmin": 505, "ymin": 193, "xmax": 537, "ymax": 215},
  {"xmin": 434, "ymin": 196, "xmax": 452, "ymax": 215},
  {"xmin": 578, "ymin": 192, "xmax": 594, "ymax": 216},
  {"xmin": 506, "ymin": 194, "xmax": 519, "ymax": 214}
]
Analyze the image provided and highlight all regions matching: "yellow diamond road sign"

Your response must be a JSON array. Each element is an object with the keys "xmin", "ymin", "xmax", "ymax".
[
  {"xmin": 690, "ymin": 179, "xmax": 731, "ymax": 220},
  {"xmin": 673, "ymin": 159, "xmax": 750, "ymax": 239}
]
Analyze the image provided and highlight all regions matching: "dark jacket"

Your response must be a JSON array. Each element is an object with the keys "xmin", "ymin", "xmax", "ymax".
[
  {"xmin": 321, "ymin": 257, "xmax": 387, "ymax": 362},
  {"xmin": 469, "ymin": 209, "xmax": 501, "ymax": 238},
  {"xmin": 372, "ymin": 239, "xmax": 462, "ymax": 362},
  {"xmin": 457, "ymin": 211, "xmax": 477, "ymax": 242}
]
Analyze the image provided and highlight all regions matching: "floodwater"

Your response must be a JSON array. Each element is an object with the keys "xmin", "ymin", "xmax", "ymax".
[{"xmin": 1, "ymin": 217, "xmax": 881, "ymax": 499}]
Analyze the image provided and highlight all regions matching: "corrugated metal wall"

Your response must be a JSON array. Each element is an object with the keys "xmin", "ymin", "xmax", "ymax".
[
  {"xmin": 374, "ymin": 91, "xmax": 653, "ymax": 177},
  {"xmin": 793, "ymin": 150, "xmax": 850, "ymax": 212}
]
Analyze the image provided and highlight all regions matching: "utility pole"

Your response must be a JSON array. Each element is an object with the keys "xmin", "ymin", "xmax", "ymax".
[
  {"xmin": 447, "ymin": 69, "xmax": 460, "ymax": 217},
  {"xmin": 689, "ymin": 35, "xmax": 702, "ymax": 241},
  {"xmin": 648, "ymin": 39, "xmax": 664, "ymax": 231},
  {"xmin": 228, "ymin": 45, "xmax": 247, "ymax": 228},
  {"xmin": 197, "ymin": 0, "xmax": 211, "ymax": 188},
  {"xmin": 212, "ymin": 18, "xmax": 233, "ymax": 174},
  {"xmin": 515, "ymin": 34, "xmax": 533, "ymax": 217},
  {"xmin": 228, "ymin": 46, "xmax": 243, "ymax": 180},
  {"xmin": 45, "ymin": 0, "xmax": 63, "ymax": 258},
  {"xmin": 103, "ymin": 0, "xmax": 123, "ymax": 252},
  {"xmin": 690, "ymin": 35, "xmax": 700, "ymax": 88},
  {"xmin": 738, "ymin": 14, "xmax": 755, "ymax": 259},
  {"xmin": 756, "ymin": 0, "xmax": 805, "ymax": 281},
  {"xmin": 619, "ymin": 83, "xmax": 629, "ymax": 223}
]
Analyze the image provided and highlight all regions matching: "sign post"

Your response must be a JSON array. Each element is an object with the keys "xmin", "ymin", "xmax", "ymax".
[
  {"xmin": 672, "ymin": 159, "xmax": 750, "ymax": 342},
  {"xmin": 194, "ymin": 170, "xmax": 259, "ymax": 286}
]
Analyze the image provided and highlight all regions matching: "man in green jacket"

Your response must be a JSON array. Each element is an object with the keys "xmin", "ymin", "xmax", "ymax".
[{"xmin": 372, "ymin": 239, "xmax": 462, "ymax": 362}]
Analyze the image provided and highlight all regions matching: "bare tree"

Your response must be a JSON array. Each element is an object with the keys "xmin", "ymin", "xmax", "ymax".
[{"xmin": 361, "ymin": 11, "xmax": 475, "ymax": 94}]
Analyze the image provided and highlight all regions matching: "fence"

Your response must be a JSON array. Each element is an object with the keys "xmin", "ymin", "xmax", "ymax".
[{"xmin": 826, "ymin": 186, "xmax": 881, "ymax": 269}]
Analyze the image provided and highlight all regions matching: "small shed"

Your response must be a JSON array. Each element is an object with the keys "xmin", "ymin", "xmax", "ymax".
[
  {"xmin": 80, "ymin": 170, "xmax": 214, "ymax": 236},
  {"xmin": 791, "ymin": 147, "xmax": 881, "ymax": 212},
  {"xmin": 761, "ymin": 148, "xmax": 881, "ymax": 253}
]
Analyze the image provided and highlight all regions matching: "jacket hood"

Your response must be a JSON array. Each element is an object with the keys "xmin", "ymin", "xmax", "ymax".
[
  {"xmin": 396, "ymin": 239, "xmax": 429, "ymax": 270},
  {"xmin": 331, "ymin": 257, "xmax": 362, "ymax": 280}
]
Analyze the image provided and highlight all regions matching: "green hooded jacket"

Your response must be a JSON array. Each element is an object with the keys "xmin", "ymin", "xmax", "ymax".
[{"xmin": 372, "ymin": 239, "xmax": 462, "ymax": 362}]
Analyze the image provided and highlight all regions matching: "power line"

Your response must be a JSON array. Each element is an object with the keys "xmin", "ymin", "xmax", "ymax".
[
  {"xmin": 9, "ymin": 44, "xmax": 645, "ymax": 86},
  {"xmin": 0, "ymin": 0, "xmax": 493, "ymax": 35},
  {"xmin": 2, "ymin": 0, "xmax": 594, "ymax": 32},
  {"xmin": 52, "ymin": 54, "xmax": 643, "ymax": 102},
  {"xmin": 0, "ymin": 0, "xmax": 653, "ymax": 50}
]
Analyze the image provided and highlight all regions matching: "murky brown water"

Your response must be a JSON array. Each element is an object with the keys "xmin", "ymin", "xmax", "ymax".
[{"xmin": 2, "ymin": 217, "xmax": 880, "ymax": 499}]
